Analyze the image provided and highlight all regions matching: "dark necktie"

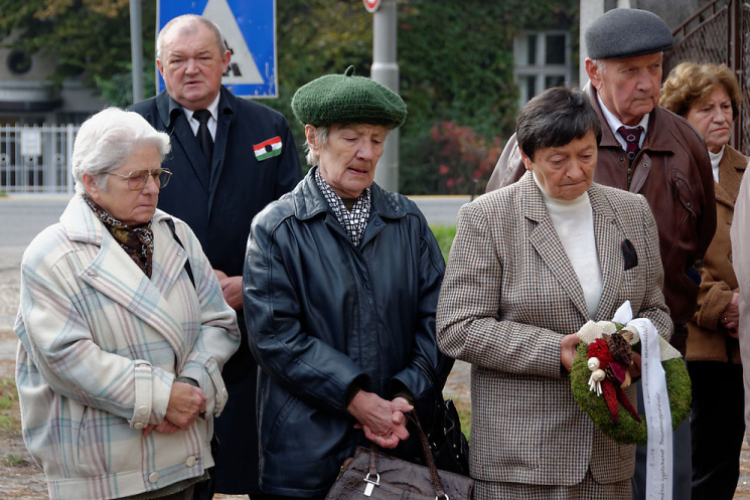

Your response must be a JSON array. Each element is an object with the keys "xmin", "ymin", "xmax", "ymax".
[
  {"xmin": 618, "ymin": 126, "xmax": 643, "ymax": 162},
  {"xmin": 193, "ymin": 109, "xmax": 214, "ymax": 165}
]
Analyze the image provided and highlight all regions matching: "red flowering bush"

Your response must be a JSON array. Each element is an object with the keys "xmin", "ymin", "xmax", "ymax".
[{"xmin": 400, "ymin": 121, "xmax": 504, "ymax": 195}]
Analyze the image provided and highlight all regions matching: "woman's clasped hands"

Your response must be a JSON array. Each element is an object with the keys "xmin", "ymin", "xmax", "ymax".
[{"xmin": 142, "ymin": 381, "xmax": 207, "ymax": 437}]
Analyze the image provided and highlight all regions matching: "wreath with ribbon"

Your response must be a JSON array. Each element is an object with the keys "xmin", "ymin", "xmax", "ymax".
[{"xmin": 570, "ymin": 304, "xmax": 692, "ymax": 446}]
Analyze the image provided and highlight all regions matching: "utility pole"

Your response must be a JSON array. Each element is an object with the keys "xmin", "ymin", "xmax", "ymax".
[
  {"xmin": 579, "ymin": 0, "xmax": 605, "ymax": 87},
  {"xmin": 130, "ymin": 0, "xmax": 144, "ymax": 104},
  {"xmin": 370, "ymin": 0, "xmax": 399, "ymax": 192}
]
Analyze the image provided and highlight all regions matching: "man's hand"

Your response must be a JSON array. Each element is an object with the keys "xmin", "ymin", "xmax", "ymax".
[
  {"xmin": 165, "ymin": 381, "xmax": 207, "ymax": 431},
  {"xmin": 347, "ymin": 391, "xmax": 412, "ymax": 449},
  {"xmin": 219, "ymin": 275, "xmax": 243, "ymax": 310},
  {"xmin": 560, "ymin": 334, "xmax": 580, "ymax": 372}
]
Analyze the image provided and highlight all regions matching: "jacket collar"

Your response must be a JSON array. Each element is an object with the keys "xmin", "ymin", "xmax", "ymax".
[
  {"xmin": 715, "ymin": 145, "xmax": 748, "ymax": 208},
  {"xmin": 585, "ymin": 83, "xmax": 675, "ymax": 153},
  {"xmin": 59, "ymin": 195, "xmax": 193, "ymax": 364},
  {"xmin": 519, "ymin": 171, "xmax": 621, "ymax": 321},
  {"xmin": 292, "ymin": 167, "xmax": 406, "ymax": 221}
]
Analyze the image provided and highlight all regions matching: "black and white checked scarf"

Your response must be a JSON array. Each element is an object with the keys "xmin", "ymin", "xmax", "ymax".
[{"xmin": 314, "ymin": 169, "xmax": 371, "ymax": 247}]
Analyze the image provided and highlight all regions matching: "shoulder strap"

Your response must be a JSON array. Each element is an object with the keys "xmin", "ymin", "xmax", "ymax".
[{"xmin": 165, "ymin": 219, "xmax": 196, "ymax": 289}]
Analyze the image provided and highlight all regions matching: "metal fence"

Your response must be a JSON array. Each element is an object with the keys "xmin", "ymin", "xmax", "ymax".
[
  {"xmin": 664, "ymin": 0, "xmax": 750, "ymax": 155},
  {"xmin": 0, "ymin": 124, "xmax": 78, "ymax": 195}
]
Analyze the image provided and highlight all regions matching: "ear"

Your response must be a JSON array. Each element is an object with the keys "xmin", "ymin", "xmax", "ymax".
[
  {"xmin": 82, "ymin": 172, "xmax": 103, "ymax": 202},
  {"xmin": 305, "ymin": 125, "xmax": 321, "ymax": 156},
  {"xmin": 520, "ymin": 150, "xmax": 534, "ymax": 171},
  {"xmin": 586, "ymin": 58, "xmax": 603, "ymax": 90},
  {"xmin": 156, "ymin": 58, "xmax": 165, "ymax": 78},
  {"xmin": 220, "ymin": 50, "xmax": 231, "ymax": 74}
]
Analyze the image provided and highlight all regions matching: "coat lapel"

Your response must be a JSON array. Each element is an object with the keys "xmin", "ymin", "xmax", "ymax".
[
  {"xmin": 156, "ymin": 93, "xmax": 211, "ymax": 193},
  {"xmin": 588, "ymin": 185, "xmax": 625, "ymax": 320},
  {"xmin": 62, "ymin": 198, "xmax": 193, "ymax": 365},
  {"xmin": 521, "ymin": 174, "xmax": 590, "ymax": 320},
  {"xmin": 715, "ymin": 146, "xmax": 747, "ymax": 209}
]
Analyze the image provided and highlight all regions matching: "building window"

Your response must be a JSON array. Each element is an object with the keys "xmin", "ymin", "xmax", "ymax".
[
  {"xmin": 513, "ymin": 31, "xmax": 572, "ymax": 107},
  {"xmin": 7, "ymin": 50, "xmax": 32, "ymax": 75}
]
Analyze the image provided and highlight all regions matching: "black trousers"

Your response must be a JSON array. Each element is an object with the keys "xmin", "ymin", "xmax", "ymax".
[{"xmin": 688, "ymin": 361, "xmax": 745, "ymax": 500}]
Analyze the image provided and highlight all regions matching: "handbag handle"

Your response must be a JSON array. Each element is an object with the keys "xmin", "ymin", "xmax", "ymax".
[{"xmin": 366, "ymin": 412, "xmax": 448, "ymax": 499}]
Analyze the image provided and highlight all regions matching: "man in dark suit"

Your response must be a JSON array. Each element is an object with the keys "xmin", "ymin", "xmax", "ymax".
[{"xmin": 130, "ymin": 14, "xmax": 302, "ymax": 498}]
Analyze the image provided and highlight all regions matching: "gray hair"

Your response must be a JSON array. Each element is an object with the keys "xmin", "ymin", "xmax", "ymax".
[
  {"xmin": 589, "ymin": 58, "xmax": 607, "ymax": 74},
  {"xmin": 72, "ymin": 108, "xmax": 172, "ymax": 195},
  {"xmin": 304, "ymin": 125, "xmax": 330, "ymax": 167},
  {"xmin": 157, "ymin": 15, "xmax": 225, "ymax": 62}
]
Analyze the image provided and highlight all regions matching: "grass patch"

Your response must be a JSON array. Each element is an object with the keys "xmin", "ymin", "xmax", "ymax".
[
  {"xmin": 430, "ymin": 225, "xmax": 457, "ymax": 263},
  {"xmin": 454, "ymin": 398, "xmax": 471, "ymax": 441},
  {"xmin": 0, "ymin": 377, "xmax": 20, "ymax": 435},
  {"xmin": 2, "ymin": 453, "xmax": 27, "ymax": 467}
]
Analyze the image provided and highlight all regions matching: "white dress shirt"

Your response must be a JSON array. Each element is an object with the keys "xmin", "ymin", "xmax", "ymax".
[{"xmin": 182, "ymin": 92, "xmax": 221, "ymax": 140}]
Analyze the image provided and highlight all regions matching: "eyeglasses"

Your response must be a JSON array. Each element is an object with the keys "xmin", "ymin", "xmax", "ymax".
[{"xmin": 106, "ymin": 168, "xmax": 172, "ymax": 191}]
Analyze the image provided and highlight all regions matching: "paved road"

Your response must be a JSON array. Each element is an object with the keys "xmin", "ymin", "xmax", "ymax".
[
  {"xmin": 0, "ymin": 198, "xmax": 70, "ymax": 248},
  {"xmin": 0, "ymin": 195, "xmax": 469, "ymax": 249}
]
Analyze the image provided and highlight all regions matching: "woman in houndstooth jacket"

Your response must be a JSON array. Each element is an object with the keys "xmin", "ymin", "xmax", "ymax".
[{"xmin": 436, "ymin": 87, "xmax": 672, "ymax": 499}]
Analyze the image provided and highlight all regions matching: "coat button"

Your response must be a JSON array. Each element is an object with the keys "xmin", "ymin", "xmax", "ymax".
[
  {"xmin": 186, "ymin": 456, "xmax": 196, "ymax": 467},
  {"xmin": 643, "ymin": 162, "xmax": 649, "ymax": 168},
  {"xmin": 619, "ymin": 157, "xmax": 624, "ymax": 163},
  {"xmin": 149, "ymin": 472, "xmax": 159, "ymax": 483},
  {"xmin": 138, "ymin": 405, "xmax": 148, "ymax": 416},
  {"xmin": 134, "ymin": 422, "xmax": 144, "ymax": 430}
]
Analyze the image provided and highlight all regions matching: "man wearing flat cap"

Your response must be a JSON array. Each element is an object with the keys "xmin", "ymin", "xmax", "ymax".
[
  {"xmin": 486, "ymin": 7, "xmax": 715, "ymax": 500},
  {"xmin": 242, "ymin": 67, "xmax": 451, "ymax": 498}
]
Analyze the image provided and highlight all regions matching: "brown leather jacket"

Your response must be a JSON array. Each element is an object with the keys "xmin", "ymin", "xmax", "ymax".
[
  {"xmin": 486, "ymin": 84, "xmax": 717, "ymax": 353},
  {"xmin": 687, "ymin": 145, "xmax": 747, "ymax": 363}
]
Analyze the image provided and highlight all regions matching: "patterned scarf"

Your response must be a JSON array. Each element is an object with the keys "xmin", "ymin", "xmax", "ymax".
[
  {"xmin": 84, "ymin": 196, "xmax": 154, "ymax": 278},
  {"xmin": 314, "ymin": 168, "xmax": 371, "ymax": 247}
]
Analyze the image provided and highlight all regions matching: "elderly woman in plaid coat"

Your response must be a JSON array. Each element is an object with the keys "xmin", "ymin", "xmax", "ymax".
[
  {"xmin": 436, "ymin": 88, "xmax": 672, "ymax": 499},
  {"xmin": 14, "ymin": 108, "xmax": 239, "ymax": 500}
]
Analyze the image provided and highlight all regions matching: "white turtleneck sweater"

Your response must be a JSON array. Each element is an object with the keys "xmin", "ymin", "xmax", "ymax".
[
  {"xmin": 534, "ymin": 173, "xmax": 603, "ymax": 318},
  {"xmin": 709, "ymin": 145, "xmax": 725, "ymax": 184}
]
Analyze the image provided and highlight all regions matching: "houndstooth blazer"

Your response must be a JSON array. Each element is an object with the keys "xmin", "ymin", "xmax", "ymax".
[{"xmin": 436, "ymin": 172, "xmax": 672, "ymax": 487}]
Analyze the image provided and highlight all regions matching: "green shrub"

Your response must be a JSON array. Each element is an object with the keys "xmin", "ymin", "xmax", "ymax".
[{"xmin": 430, "ymin": 225, "xmax": 456, "ymax": 263}]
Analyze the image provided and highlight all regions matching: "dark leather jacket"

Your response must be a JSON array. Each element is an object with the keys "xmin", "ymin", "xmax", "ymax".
[
  {"xmin": 243, "ymin": 168, "xmax": 450, "ymax": 497},
  {"xmin": 486, "ymin": 84, "xmax": 716, "ymax": 353}
]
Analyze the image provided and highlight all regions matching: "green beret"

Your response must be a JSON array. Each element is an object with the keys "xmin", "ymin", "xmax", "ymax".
[{"xmin": 291, "ymin": 66, "xmax": 407, "ymax": 128}]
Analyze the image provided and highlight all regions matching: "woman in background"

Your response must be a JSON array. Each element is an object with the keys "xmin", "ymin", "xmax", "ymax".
[{"xmin": 661, "ymin": 62, "xmax": 747, "ymax": 500}]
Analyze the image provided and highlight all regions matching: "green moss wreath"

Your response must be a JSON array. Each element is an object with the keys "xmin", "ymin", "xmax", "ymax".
[{"xmin": 570, "ymin": 342, "xmax": 692, "ymax": 445}]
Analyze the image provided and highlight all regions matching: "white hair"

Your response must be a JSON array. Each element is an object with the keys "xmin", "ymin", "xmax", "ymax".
[
  {"xmin": 72, "ymin": 108, "xmax": 172, "ymax": 195},
  {"xmin": 590, "ymin": 58, "xmax": 607, "ymax": 74},
  {"xmin": 304, "ymin": 125, "xmax": 330, "ymax": 167},
  {"xmin": 157, "ymin": 15, "xmax": 225, "ymax": 62}
]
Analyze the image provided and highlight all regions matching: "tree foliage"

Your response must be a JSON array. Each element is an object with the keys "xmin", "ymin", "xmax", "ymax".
[
  {"xmin": 0, "ymin": 0, "xmax": 577, "ymax": 193},
  {"xmin": 0, "ymin": 0, "xmax": 156, "ymax": 105}
]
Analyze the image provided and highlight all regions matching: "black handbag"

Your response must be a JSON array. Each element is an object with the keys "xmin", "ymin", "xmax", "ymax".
[
  {"xmin": 326, "ymin": 413, "xmax": 473, "ymax": 499},
  {"xmin": 426, "ymin": 397, "xmax": 471, "ymax": 476}
]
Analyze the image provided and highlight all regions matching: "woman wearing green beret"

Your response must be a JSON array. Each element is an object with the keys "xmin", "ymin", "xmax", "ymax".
[{"xmin": 242, "ymin": 67, "xmax": 452, "ymax": 498}]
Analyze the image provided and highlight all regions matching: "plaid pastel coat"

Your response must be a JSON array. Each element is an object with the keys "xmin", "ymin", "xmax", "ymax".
[
  {"xmin": 14, "ymin": 195, "xmax": 240, "ymax": 500},
  {"xmin": 437, "ymin": 172, "xmax": 672, "ymax": 487}
]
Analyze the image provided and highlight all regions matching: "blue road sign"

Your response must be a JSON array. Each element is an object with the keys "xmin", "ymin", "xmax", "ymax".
[{"xmin": 157, "ymin": 0, "xmax": 277, "ymax": 98}]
